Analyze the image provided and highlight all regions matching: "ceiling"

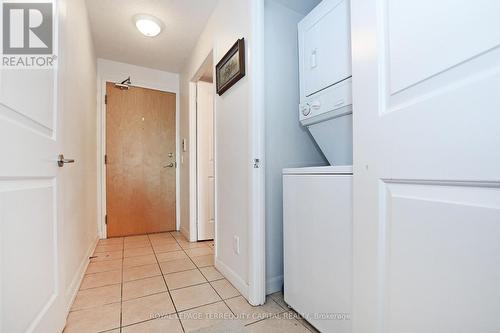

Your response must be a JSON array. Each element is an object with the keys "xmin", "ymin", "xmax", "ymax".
[
  {"xmin": 274, "ymin": 0, "xmax": 322, "ymax": 14},
  {"xmin": 86, "ymin": 0, "xmax": 219, "ymax": 73}
]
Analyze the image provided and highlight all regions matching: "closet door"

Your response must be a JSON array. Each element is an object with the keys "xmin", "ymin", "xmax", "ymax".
[
  {"xmin": 352, "ymin": 1, "xmax": 500, "ymax": 332},
  {"xmin": 0, "ymin": 2, "xmax": 67, "ymax": 332}
]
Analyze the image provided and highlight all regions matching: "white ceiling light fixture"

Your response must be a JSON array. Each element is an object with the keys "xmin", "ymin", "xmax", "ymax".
[{"xmin": 134, "ymin": 14, "xmax": 164, "ymax": 37}]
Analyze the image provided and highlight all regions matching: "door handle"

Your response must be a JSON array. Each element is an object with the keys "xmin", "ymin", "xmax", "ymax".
[
  {"xmin": 163, "ymin": 162, "xmax": 176, "ymax": 168},
  {"xmin": 58, "ymin": 154, "xmax": 75, "ymax": 167}
]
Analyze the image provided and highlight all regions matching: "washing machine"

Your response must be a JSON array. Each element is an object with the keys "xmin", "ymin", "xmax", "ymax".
[
  {"xmin": 283, "ymin": 0, "xmax": 353, "ymax": 332},
  {"xmin": 283, "ymin": 166, "xmax": 352, "ymax": 333}
]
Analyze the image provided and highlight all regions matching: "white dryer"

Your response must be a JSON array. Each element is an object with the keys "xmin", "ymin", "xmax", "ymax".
[{"xmin": 298, "ymin": 0, "xmax": 352, "ymax": 166}]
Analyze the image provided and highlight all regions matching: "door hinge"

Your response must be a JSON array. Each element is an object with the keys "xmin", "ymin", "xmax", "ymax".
[
  {"xmin": 253, "ymin": 158, "xmax": 260, "ymax": 169},
  {"xmin": 105, "ymin": 94, "xmax": 108, "ymax": 104},
  {"xmin": 104, "ymin": 154, "xmax": 108, "ymax": 165},
  {"xmin": 105, "ymin": 215, "xmax": 108, "ymax": 225}
]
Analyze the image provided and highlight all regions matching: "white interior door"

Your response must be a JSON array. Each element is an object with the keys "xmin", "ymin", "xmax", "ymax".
[
  {"xmin": 0, "ymin": 3, "xmax": 67, "ymax": 333},
  {"xmin": 197, "ymin": 81, "xmax": 215, "ymax": 241},
  {"xmin": 352, "ymin": 1, "xmax": 500, "ymax": 332}
]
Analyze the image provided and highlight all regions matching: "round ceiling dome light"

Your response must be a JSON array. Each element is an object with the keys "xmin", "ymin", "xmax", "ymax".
[{"xmin": 134, "ymin": 14, "xmax": 163, "ymax": 37}]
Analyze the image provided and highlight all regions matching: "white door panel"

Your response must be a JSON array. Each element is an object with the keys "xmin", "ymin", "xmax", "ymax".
[
  {"xmin": 0, "ymin": 2, "xmax": 65, "ymax": 332},
  {"xmin": 352, "ymin": 0, "xmax": 500, "ymax": 332},
  {"xmin": 1, "ymin": 69, "xmax": 55, "ymax": 129},
  {"xmin": 208, "ymin": 177, "xmax": 215, "ymax": 221},
  {"xmin": 382, "ymin": 182, "xmax": 500, "ymax": 333},
  {"xmin": 388, "ymin": 0, "xmax": 500, "ymax": 93},
  {"xmin": 197, "ymin": 81, "xmax": 215, "ymax": 241},
  {"xmin": 1, "ymin": 181, "xmax": 58, "ymax": 333}
]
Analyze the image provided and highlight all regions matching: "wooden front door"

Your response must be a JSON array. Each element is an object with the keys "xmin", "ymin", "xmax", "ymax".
[{"xmin": 106, "ymin": 82, "xmax": 176, "ymax": 237}]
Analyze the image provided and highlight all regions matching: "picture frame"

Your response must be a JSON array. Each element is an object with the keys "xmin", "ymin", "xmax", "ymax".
[{"xmin": 216, "ymin": 38, "xmax": 246, "ymax": 96}]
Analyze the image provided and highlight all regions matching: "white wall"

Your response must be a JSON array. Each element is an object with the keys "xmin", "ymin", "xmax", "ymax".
[
  {"xmin": 59, "ymin": 0, "xmax": 99, "ymax": 312},
  {"xmin": 97, "ymin": 59, "xmax": 180, "ymax": 93},
  {"xmin": 179, "ymin": 0, "xmax": 261, "ymax": 300},
  {"xmin": 264, "ymin": 0, "xmax": 327, "ymax": 294},
  {"xmin": 96, "ymin": 59, "xmax": 180, "ymax": 237}
]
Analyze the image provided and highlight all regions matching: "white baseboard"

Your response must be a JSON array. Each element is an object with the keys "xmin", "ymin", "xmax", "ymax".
[
  {"xmin": 215, "ymin": 257, "xmax": 249, "ymax": 299},
  {"xmin": 64, "ymin": 237, "xmax": 99, "ymax": 313},
  {"xmin": 266, "ymin": 275, "xmax": 283, "ymax": 295}
]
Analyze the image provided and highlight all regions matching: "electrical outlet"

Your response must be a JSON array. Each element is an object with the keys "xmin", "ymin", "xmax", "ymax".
[{"xmin": 233, "ymin": 236, "xmax": 240, "ymax": 255}]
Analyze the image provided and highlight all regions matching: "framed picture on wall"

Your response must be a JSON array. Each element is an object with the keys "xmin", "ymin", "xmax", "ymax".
[{"xmin": 216, "ymin": 38, "xmax": 246, "ymax": 95}]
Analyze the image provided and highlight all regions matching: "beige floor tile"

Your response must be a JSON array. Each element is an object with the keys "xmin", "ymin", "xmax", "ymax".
[
  {"xmin": 122, "ymin": 316, "xmax": 183, "ymax": 333},
  {"xmin": 94, "ymin": 244, "xmax": 123, "ymax": 253},
  {"xmin": 244, "ymin": 312, "xmax": 311, "ymax": 333},
  {"xmin": 151, "ymin": 231, "xmax": 174, "ymax": 236},
  {"xmin": 98, "ymin": 238, "xmax": 123, "ymax": 246},
  {"xmin": 124, "ymin": 241, "xmax": 152, "ymax": 249},
  {"xmin": 64, "ymin": 302, "xmax": 120, "ymax": 333},
  {"xmin": 294, "ymin": 313, "xmax": 321, "ymax": 333},
  {"xmin": 170, "ymin": 283, "xmax": 221, "ymax": 311},
  {"xmin": 123, "ymin": 254, "xmax": 157, "ymax": 268},
  {"xmin": 123, "ymin": 276, "xmax": 167, "ymax": 300},
  {"xmin": 156, "ymin": 250, "xmax": 188, "ymax": 263},
  {"xmin": 210, "ymin": 279, "xmax": 240, "ymax": 299},
  {"xmin": 151, "ymin": 241, "xmax": 179, "ymax": 250},
  {"xmin": 269, "ymin": 291, "xmax": 290, "ymax": 310},
  {"xmin": 199, "ymin": 266, "xmax": 223, "ymax": 282},
  {"xmin": 175, "ymin": 236, "xmax": 187, "ymax": 242},
  {"xmin": 71, "ymin": 284, "xmax": 121, "ymax": 311},
  {"xmin": 86, "ymin": 259, "xmax": 122, "ymax": 274},
  {"xmin": 123, "ymin": 263, "xmax": 161, "ymax": 282},
  {"xmin": 149, "ymin": 232, "xmax": 175, "ymax": 241},
  {"xmin": 122, "ymin": 292, "xmax": 176, "ymax": 326},
  {"xmin": 124, "ymin": 246, "xmax": 154, "ymax": 258},
  {"xmin": 159, "ymin": 258, "xmax": 196, "ymax": 274},
  {"xmin": 150, "ymin": 237, "xmax": 178, "ymax": 245},
  {"xmin": 90, "ymin": 250, "xmax": 122, "ymax": 262},
  {"xmin": 180, "ymin": 241, "xmax": 210, "ymax": 250},
  {"xmin": 184, "ymin": 247, "xmax": 214, "ymax": 258},
  {"xmin": 80, "ymin": 270, "xmax": 122, "ymax": 290},
  {"xmin": 179, "ymin": 301, "xmax": 234, "ymax": 332},
  {"xmin": 153, "ymin": 243, "xmax": 182, "ymax": 253},
  {"xmin": 226, "ymin": 296, "xmax": 284, "ymax": 325},
  {"xmin": 164, "ymin": 269, "xmax": 207, "ymax": 290},
  {"xmin": 191, "ymin": 254, "xmax": 214, "ymax": 268},
  {"xmin": 124, "ymin": 235, "xmax": 150, "ymax": 243}
]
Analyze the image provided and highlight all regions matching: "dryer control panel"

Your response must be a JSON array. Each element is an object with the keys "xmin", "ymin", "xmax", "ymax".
[{"xmin": 299, "ymin": 77, "xmax": 352, "ymax": 127}]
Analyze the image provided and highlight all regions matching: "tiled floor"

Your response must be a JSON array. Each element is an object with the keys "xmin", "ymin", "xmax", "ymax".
[{"xmin": 64, "ymin": 232, "xmax": 316, "ymax": 333}]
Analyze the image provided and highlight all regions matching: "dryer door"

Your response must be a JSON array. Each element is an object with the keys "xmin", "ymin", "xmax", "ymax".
[{"xmin": 299, "ymin": 0, "xmax": 352, "ymax": 99}]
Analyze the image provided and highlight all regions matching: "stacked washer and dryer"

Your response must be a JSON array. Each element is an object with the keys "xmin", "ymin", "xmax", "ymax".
[{"xmin": 283, "ymin": 0, "xmax": 352, "ymax": 332}]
